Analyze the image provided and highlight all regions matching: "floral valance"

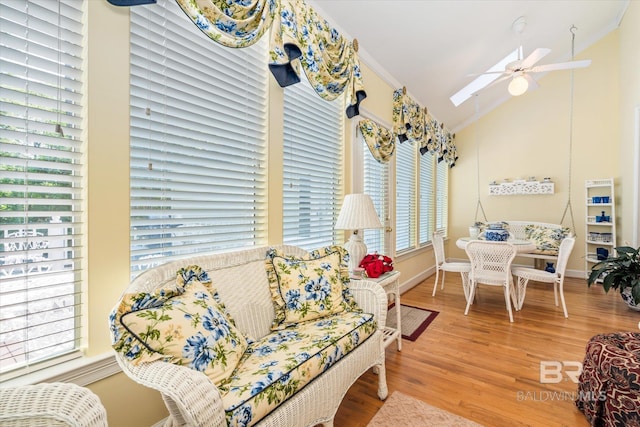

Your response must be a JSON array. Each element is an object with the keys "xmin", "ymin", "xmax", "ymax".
[
  {"xmin": 358, "ymin": 119, "xmax": 395, "ymax": 163},
  {"xmin": 392, "ymin": 88, "xmax": 458, "ymax": 168},
  {"xmin": 174, "ymin": 0, "xmax": 366, "ymax": 118}
]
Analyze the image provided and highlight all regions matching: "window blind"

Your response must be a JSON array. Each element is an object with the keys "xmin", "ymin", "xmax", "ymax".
[
  {"xmin": 130, "ymin": 0, "xmax": 268, "ymax": 276},
  {"xmin": 0, "ymin": 0, "xmax": 84, "ymax": 378},
  {"xmin": 282, "ymin": 75, "xmax": 344, "ymax": 250},
  {"xmin": 419, "ymin": 152, "xmax": 435, "ymax": 244},
  {"xmin": 395, "ymin": 140, "xmax": 416, "ymax": 252},
  {"xmin": 436, "ymin": 159, "xmax": 449, "ymax": 236},
  {"xmin": 363, "ymin": 141, "xmax": 389, "ymax": 254}
]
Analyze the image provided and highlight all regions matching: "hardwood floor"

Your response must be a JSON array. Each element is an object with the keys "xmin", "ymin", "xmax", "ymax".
[{"xmin": 334, "ymin": 273, "xmax": 639, "ymax": 426}]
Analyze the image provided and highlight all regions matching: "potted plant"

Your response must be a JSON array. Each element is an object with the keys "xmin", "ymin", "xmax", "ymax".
[{"xmin": 588, "ymin": 246, "xmax": 640, "ymax": 310}]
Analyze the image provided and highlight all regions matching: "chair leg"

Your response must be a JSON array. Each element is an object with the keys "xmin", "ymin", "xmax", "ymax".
[
  {"xmin": 503, "ymin": 284, "xmax": 514, "ymax": 323},
  {"xmin": 432, "ymin": 268, "xmax": 440, "ymax": 296},
  {"xmin": 558, "ymin": 280, "xmax": 568, "ymax": 318},
  {"xmin": 515, "ymin": 276, "xmax": 529, "ymax": 311},
  {"xmin": 440, "ymin": 270, "xmax": 446, "ymax": 290},
  {"xmin": 460, "ymin": 271, "xmax": 471, "ymax": 303},
  {"xmin": 464, "ymin": 281, "xmax": 476, "ymax": 315}
]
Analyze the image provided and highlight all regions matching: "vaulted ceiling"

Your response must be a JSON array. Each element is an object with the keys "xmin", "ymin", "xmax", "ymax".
[{"xmin": 309, "ymin": 0, "xmax": 629, "ymax": 132}]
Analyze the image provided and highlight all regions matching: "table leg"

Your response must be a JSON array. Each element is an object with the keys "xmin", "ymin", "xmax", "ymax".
[{"xmin": 393, "ymin": 281, "xmax": 402, "ymax": 351}]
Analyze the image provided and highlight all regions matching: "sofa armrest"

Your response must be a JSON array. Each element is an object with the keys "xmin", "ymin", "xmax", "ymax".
[
  {"xmin": 114, "ymin": 353, "xmax": 227, "ymax": 427},
  {"xmin": 348, "ymin": 280, "xmax": 388, "ymax": 331}
]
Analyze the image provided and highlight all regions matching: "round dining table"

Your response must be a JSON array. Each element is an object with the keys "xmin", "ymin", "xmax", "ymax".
[{"xmin": 456, "ymin": 237, "xmax": 536, "ymax": 253}]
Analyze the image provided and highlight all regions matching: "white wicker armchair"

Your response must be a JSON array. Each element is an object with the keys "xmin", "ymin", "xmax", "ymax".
[
  {"xmin": 512, "ymin": 236, "xmax": 576, "ymax": 317},
  {"xmin": 0, "ymin": 382, "xmax": 108, "ymax": 426},
  {"xmin": 431, "ymin": 230, "xmax": 471, "ymax": 299},
  {"xmin": 464, "ymin": 241, "xmax": 518, "ymax": 322}
]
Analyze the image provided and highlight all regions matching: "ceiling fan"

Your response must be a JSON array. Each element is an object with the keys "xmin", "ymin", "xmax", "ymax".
[{"xmin": 450, "ymin": 17, "xmax": 591, "ymax": 106}]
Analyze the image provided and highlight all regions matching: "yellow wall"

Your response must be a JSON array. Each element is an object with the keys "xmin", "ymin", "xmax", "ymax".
[
  {"xmin": 450, "ymin": 30, "xmax": 622, "ymax": 272},
  {"xmin": 86, "ymin": 3, "xmax": 167, "ymax": 425},
  {"xmin": 81, "ymin": 1, "xmax": 638, "ymax": 425},
  {"xmin": 618, "ymin": 1, "xmax": 640, "ymax": 246}
]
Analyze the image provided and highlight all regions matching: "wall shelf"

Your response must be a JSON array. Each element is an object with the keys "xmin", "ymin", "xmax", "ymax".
[{"xmin": 488, "ymin": 181, "xmax": 554, "ymax": 196}]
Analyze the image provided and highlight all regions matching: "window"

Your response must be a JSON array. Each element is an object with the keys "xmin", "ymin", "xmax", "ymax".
[
  {"xmin": 395, "ymin": 140, "xmax": 416, "ymax": 252},
  {"xmin": 282, "ymin": 75, "xmax": 344, "ymax": 250},
  {"xmin": 0, "ymin": 0, "xmax": 84, "ymax": 377},
  {"xmin": 419, "ymin": 152, "xmax": 435, "ymax": 244},
  {"xmin": 363, "ymin": 141, "xmax": 389, "ymax": 254},
  {"xmin": 395, "ymin": 141, "xmax": 448, "ymax": 253},
  {"xmin": 129, "ymin": 0, "xmax": 268, "ymax": 276}
]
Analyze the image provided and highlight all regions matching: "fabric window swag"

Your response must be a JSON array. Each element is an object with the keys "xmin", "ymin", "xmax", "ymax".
[
  {"xmin": 174, "ymin": 0, "xmax": 366, "ymax": 118},
  {"xmin": 358, "ymin": 119, "xmax": 395, "ymax": 163},
  {"xmin": 392, "ymin": 88, "xmax": 458, "ymax": 168}
]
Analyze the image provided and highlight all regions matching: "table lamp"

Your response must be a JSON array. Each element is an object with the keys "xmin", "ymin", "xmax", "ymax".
[{"xmin": 335, "ymin": 193, "xmax": 383, "ymax": 273}]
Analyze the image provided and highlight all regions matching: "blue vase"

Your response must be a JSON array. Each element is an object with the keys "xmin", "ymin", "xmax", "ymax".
[{"xmin": 545, "ymin": 262, "xmax": 555, "ymax": 273}]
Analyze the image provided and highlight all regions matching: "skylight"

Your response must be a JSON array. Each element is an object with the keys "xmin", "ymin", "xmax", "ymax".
[{"xmin": 449, "ymin": 46, "xmax": 521, "ymax": 107}]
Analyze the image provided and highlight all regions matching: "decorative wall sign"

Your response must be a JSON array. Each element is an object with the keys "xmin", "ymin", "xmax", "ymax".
[{"xmin": 489, "ymin": 181, "xmax": 555, "ymax": 196}]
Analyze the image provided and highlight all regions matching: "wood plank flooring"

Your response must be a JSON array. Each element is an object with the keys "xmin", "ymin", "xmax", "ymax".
[{"xmin": 333, "ymin": 273, "xmax": 639, "ymax": 427}]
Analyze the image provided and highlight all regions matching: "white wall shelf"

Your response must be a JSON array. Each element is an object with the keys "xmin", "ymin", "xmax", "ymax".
[
  {"xmin": 585, "ymin": 178, "xmax": 616, "ymax": 276},
  {"xmin": 488, "ymin": 181, "xmax": 554, "ymax": 196}
]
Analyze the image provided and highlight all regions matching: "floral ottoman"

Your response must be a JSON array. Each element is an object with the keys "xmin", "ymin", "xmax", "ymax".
[{"xmin": 575, "ymin": 332, "xmax": 640, "ymax": 426}]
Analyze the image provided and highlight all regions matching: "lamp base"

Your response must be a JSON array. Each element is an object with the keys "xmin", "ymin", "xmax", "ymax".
[{"xmin": 343, "ymin": 232, "xmax": 367, "ymax": 274}]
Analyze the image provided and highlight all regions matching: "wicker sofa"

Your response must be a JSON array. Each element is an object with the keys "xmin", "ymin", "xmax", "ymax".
[{"xmin": 110, "ymin": 245, "xmax": 388, "ymax": 427}]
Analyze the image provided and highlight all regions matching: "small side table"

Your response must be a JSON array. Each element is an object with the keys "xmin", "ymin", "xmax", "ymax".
[{"xmin": 359, "ymin": 270, "xmax": 402, "ymax": 351}]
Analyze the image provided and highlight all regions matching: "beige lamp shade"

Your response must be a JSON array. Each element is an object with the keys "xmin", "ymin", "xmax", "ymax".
[
  {"xmin": 335, "ymin": 194, "xmax": 383, "ymax": 231},
  {"xmin": 335, "ymin": 194, "xmax": 383, "ymax": 274}
]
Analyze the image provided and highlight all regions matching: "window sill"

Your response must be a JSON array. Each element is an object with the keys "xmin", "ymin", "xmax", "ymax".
[{"xmin": 1, "ymin": 352, "xmax": 120, "ymax": 387}]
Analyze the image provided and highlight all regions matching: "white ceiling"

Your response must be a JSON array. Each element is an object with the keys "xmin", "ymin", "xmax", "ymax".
[{"xmin": 309, "ymin": 0, "xmax": 629, "ymax": 133}]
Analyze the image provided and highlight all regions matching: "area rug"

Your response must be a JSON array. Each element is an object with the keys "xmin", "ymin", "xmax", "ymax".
[
  {"xmin": 367, "ymin": 391, "xmax": 483, "ymax": 427},
  {"xmin": 386, "ymin": 304, "xmax": 439, "ymax": 341}
]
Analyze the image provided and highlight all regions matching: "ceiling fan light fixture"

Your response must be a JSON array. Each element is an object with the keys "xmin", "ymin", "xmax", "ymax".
[{"xmin": 508, "ymin": 74, "xmax": 529, "ymax": 96}]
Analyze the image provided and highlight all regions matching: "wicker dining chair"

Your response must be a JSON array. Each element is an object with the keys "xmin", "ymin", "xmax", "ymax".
[
  {"xmin": 0, "ymin": 382, "xmax": 108, "ymax": 426},
  {"xmin": 511, "ymin": 236, "xmax": 576, "ymax": 317},
  {"xmin": 431, "ymin": 230, "xmax": 471, "ymax": 300},
  {"xmin": 464, "ymin": 240, "xmax": 518, "ymax": 322}
]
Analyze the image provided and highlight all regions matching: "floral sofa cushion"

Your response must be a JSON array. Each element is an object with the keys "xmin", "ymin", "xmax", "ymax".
[
  {"xmin": 109, "ymin": 266, "xmax": 248, "ymax": 386},
  {"xmin": 221, "ymin": 310, "xmax": 377, "ymax": 427},
  {"xmin": 524, "ymin": 224, "xmax": 571, "ymax": 255},
  {"xmin": 265, "ymin": 245, "xmax": 359, "ymax": 330}
]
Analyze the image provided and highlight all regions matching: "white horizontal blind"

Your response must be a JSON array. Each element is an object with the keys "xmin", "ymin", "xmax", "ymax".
[
  {"xmin": 419, "ymin": 152, "xmax": 435, "ymax": 244},
  {"xmin": 130, "ymin": 0, "xmax": 268, "ymax": 275},
  {"xmin": 0, "ymin": 0, "xmax": 84, "ymax": 377},
  {"xmin": 436, "ymin": 159, "xmax": 449, "ymax": 236},
  {"xmin": 395, "ymin": 140, "xmax": 416, "ymax": 252},
  {"xmin": 282, "ymin": 75, "xmax": 343, "ymax": 250},
  {"xmin": 363, "ymin": 142, "xmax": 388, "ymax": 254}
]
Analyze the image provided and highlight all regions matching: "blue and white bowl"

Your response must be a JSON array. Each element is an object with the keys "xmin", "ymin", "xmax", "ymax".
[{"xmin": 484, "ymin": 224, "xmax": 509, "ymax": 241}]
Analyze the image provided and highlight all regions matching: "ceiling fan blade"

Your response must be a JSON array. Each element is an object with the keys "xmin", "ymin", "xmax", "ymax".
[
  {"xmin": 520, "ymin": 48, "xmax": 551, "ymax": 69},
  {"xmin": 530, "ymin": 59, "xmax": 592, "ymax": 73},
  {"xmin": 483, "ymin": 74, "xmax": 512, "ymax": 90},
  {"xmin": 466, "ymin": 70, "xmax": 506, "ymax": 77}
]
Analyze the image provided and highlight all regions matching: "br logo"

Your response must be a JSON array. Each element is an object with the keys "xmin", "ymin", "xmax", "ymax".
[{"xmin": 539, "ymin": 361, "xmax": 583, "ymax": 383}]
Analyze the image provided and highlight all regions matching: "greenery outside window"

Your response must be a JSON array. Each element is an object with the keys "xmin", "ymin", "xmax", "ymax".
[{"xmin": 0, "ymin": 0, "xmax": 84, "ymax": 378}]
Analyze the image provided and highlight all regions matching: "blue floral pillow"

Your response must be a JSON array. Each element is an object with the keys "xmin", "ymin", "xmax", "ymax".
[
  {"xmin": 525, "ymin": 225, "xmax": 571, "ymax": 255},
  {"xmin": 110, "ymin": 266, "xmax": 248, "ymax": 386},
  {"xmin": 265, "ymin": 246, "xmax": 359, "ymax": 330}
]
